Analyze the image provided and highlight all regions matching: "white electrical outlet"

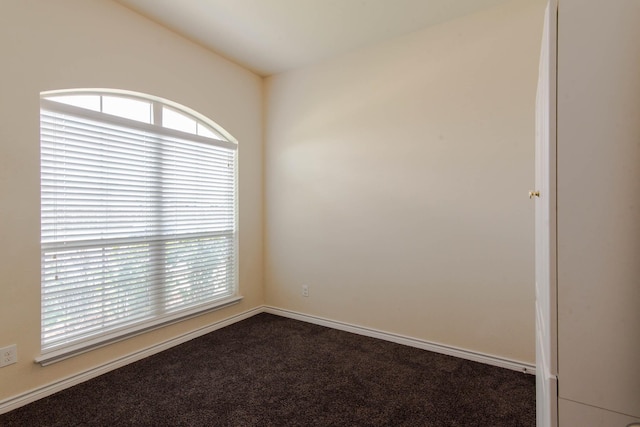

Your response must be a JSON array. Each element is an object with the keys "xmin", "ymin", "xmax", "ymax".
[
  {"xmin": 0, "ymin": 345, "xmax": 17, "ymax": 367},
  {"xmin": 302, "ymin": 285, "xmax": 309, "ymax": 297}
]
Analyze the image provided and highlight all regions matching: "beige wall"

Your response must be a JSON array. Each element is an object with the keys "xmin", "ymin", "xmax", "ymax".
[
  {"xmin": 264, "ymin": 0, "xmax": 546, "ymax": 364},
  {"xmin": 0, "ymin": 0, "xmax": 546, "ymax": 407},
  {"xmin": 0, "ymin": 0, "xmax": 263, "ymax": 401}
]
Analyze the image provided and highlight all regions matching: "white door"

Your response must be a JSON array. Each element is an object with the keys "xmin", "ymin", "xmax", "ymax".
[{"xmin": 534, "ymin": 1, "xmax": 558, "ymax": 426}]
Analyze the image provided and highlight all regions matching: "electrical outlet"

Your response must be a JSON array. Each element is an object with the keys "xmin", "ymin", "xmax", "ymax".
[
  {"xmin": 0, "ymin": 345, "xmax": 17, "ymax": 367},
  {"xmin": 302, "ymin": 285, "xmax": 309, "ymax": 297}
]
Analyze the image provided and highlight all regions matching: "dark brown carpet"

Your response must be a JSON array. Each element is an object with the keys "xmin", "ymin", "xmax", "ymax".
[{"xmin": 0, "ymin": 313, "xmax": 535, "ymax": 426}]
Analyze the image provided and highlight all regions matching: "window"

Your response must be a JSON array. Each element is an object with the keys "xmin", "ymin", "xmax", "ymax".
[{"xmin": 38, "ymin": 90, "xmax": 239, "ymax": 364}]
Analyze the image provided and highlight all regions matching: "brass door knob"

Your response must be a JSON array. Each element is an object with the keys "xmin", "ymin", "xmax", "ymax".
[{"xmin": 529, "ymin": 191, "xmax": 540, "ymax": 199}]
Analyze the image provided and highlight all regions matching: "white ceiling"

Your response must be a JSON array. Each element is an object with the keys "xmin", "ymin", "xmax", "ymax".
[{"xmin": 115, "ymin": 0, "xmax": 513, "ymax": 76}]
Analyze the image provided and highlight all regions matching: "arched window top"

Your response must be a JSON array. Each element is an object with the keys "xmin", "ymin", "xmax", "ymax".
[{"xmin": 41, "ymin": 89, "xmax": 236, "ymax": 144}]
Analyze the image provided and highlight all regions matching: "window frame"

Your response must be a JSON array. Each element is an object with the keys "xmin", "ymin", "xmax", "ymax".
[{"xmin": 37, "ymin": 89, "xmax": 241, "ymax": 365}]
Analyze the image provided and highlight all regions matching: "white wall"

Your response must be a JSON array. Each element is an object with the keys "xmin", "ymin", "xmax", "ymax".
[
  {"xmin": 265, "ymin": 0, "xmax": 546, "ymax": 364},
  {"xmin": 0, "ymin": 0, "xmax": 263, "ymax": 402},
  {"xmin": 557, "ymin": 0, "xmax": 640, "ymax": 421}
]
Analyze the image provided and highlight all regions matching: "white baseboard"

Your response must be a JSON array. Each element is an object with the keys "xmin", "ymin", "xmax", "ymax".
[
  {"xmin": 263, "ymin": 306, "xmax": 536, "ymax": 375},
  {"xmin": 0, "ymin": 306, "xmax": 262, "ymax": 415},
  {"xmin": 1, "ymin": 304, "xmax": 534, "ymax": 415}
]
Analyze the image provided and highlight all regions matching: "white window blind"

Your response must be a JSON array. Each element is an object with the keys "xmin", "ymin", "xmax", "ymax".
[{"xmin": 39, "ymin": 93, "xmax": 238, "ymax": 362}]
